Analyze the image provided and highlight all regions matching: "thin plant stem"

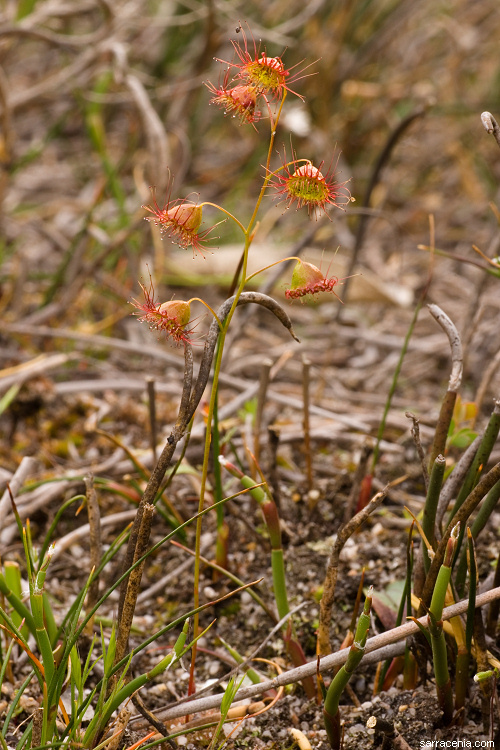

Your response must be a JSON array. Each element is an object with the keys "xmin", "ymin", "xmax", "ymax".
[
  {"xmin": 317, "ymin": 482, "xmax": 396, "ymax": 656},
  {"xmin": 421, "ymin": 455, "xmax": 446, "ymax": 575},
  {"xmin": 190, "ymin": 90, "xmax": 288, "ymax": 687},
  {"xmin": 427, "ymin": 303, "xmax": 463, "ymax": 469},
  {"xmin": 371, "ymin": 220, "xmax": 434, "ymax": 476},
  {"xmin": 302, "ymin": 355, "xmax": 313, "ymax": 493},
  {"xmin": 146, "ymin": 377, "xmax": 157, "ymax": 463},
  {"xmin": 212, "ymin": 382, "xmax": 227, "ymax": 573},
  {"xmin": 83, "ymin": 474, "xmax": 102, "ymax": 637},
  {"xmin": 371, "ymin": 300, "xmax": 424, "ymax": 474},
  {"xmin": 323, "ymin": 587, "xmax": 373, "ymax": 749},
  {"xmin": 253, "ymin": 358, "xmax": 273, "ymax": 469}
]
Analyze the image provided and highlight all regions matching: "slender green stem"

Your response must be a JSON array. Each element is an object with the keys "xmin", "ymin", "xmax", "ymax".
[
  {"xmin": 427, "ymin": 527, "xmax": 458, "ymax": 725},
  {"xmin": 324, "ymin": 587, "xmax": 373, "ymax": 749},
  {"xmin": 188, "ymin": 297, "xmax": 223, "ymax": 329},
  {"xmin": 199, "ymin": 203, "xmax": 246, "ymax": 235},
  {"xmin": 454, "ymin": 478, "xmax": 500, "ymax": 596},
  {"xmin": 244, "ymin": 256, "xmax": 301, "ymax": 285},
  {"xmin": 422, "ymin": 455, "xmax": 446, "ymax": 574},
  {"xmin": 455, "ymin": 528, "xmax": 476, "ymax": 715},
  {"xmin": 371, "ymin": 298, "xmax": 424, "ymax": 473},
  {"xmin": 447, "ymin": 400, "xmax": 500, "ymax": 526},
  {"xmin": 190, "ymin": 90, "xmax": 288, "ymax": 681}
]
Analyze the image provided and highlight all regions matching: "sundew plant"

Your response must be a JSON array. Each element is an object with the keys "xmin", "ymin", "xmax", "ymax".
[
  {"xmin": 4, "ymin": 15, "xmax": 500, "ymax": 750},
  {"xmin": 0, "ymin": 23, "xmax": 358, "ymax": 750},
  {"xmin": 131, "ymin": 18, "xmax": 352, "ymax": 706}
]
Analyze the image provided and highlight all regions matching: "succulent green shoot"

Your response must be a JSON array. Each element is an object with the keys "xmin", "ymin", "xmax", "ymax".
[{"xmin": 324, "ymin": 587, "xmax": 373, "ymax": 749}]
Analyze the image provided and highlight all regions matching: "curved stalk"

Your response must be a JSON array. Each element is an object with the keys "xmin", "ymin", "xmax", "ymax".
[{"xmin": 324, "ymin": 587, "xmax": 373, "ymax": 749}]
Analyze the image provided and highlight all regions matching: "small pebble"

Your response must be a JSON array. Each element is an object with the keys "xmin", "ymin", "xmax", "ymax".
[
  {"xmin": 355, "ymin": 677, "xmax": 366, "ymax": 692},
  {"xmin": 208, "ymin": 661, "xmax": 220, "ymax": 676},
  {"xmin": 349, "ymin": 723, "xmax": 365, "ymax": 733}
]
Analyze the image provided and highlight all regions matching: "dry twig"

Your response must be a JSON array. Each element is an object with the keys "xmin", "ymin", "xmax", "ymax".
[
  {"xmin": 149, "ymin": 587, "xmax": 500, "ymax": 724},
  {"xmin": 481, "ymin": 111, "xmax": 500, "ymax": 150}
]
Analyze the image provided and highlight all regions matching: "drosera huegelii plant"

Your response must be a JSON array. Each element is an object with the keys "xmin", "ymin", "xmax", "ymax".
[
  {"xmin": 206, "ymin": 69, "xmax": 262, "ymax": 128},
  {"xmin": 142, "ymin": 186, "xmax": 224, "ymax": 258},
  {"xmin": 7, "ymin": 25, "xmax": 500, "ymax": 750},
  {"xmin": 284, "ymin": 258, "xmax": 354, "ymax": 302},
  {"xmin": 123, "ymin": 84, "xmax": 500, "ymax": 750},
  {"xmin": 5, "ymin": 11, "xmax": 500, "ymax": 750},
  {"xmin": 125, "ymin": 34, "xmax": 500, "ymax": 749},
  {"xmin": 125, "ymin": 19, "xmax": 352, "ymax": 726},
  {"xmin": 215, "ymin": 22, "xmax": 316, "ymax": 102},
  {"xmin": 130, "ymin": 273, "xmax": 223, "ymax": 346},
  {"xmin": 270, "ymin": 148, "xmax": 351, "ymax": 217}
]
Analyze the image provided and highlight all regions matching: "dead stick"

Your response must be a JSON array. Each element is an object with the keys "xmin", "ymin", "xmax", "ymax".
[
  {"xmin": 427, "ymin": 303, "xmax": 463, "ymax": 469},
  {"xmin": 302, "ymin": 355, "xmax": 313, "ymax": 494},
  {"xmin": 113, "ymin": 503, "xmax": 155, "ymax": 682},
  {"xmin": 481, "ymin": 112, "xmax": 500, "ymax": 150},
  {"xmin": 253, "ymin": 358, "xmax": 272, "ymax": 468},
  {"xmin": 146, "ymin": 377, "xmax": 158, "ymax": 463},
  {"xmin": 366, "ymin": 715, "xmax": 412, "ymax": 750},
  {"xmin": 84, "ymin": 474, "xmax": 102, "ymax": 636},
  {"xmin": 149, "ymin": 587, "xmax": 500, "ymax": 723},
  {"xmin": 317, "ymin": 481, "xmax": 399, "ymax": 656}
]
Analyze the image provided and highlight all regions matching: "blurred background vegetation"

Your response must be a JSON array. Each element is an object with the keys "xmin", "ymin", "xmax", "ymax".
[{"xmin": 1, "ymin": 0, "xmax": 499, "ymax": 331}]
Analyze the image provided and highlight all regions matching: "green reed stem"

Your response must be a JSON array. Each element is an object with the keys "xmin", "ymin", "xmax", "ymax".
[
  {"xmin": 324, "ymin": 587, "xmax": 373, "ymax": 750},
  {"xmin": 422, "ymin": 454, "xmax": 446, "ymax": 574},
  {"xmin": 427, "ymin": 526, "xmax": 458, "ymax": 725},
  {"xmin": 454, "ymin": 478, "xmax": 500, "ymax": 596},
  {"xmin": 219, "ymin": 457, "xmax": 315, "ymax": 698},
  {"xmin": 455, "ymin": 528, "xmax": 477, "ymax": 717},
  {"xmin": 84, "ymin": 619, "xmax": 195, "ymax": 745},
  {"xmin": 447, "ymin": 400, "xmax": 500, "ymax": 527}
]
